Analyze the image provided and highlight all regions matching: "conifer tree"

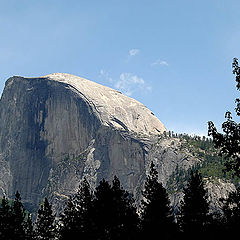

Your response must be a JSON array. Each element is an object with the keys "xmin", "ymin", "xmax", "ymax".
[
  {"xmin": 60, "ymin": 196, "xmax": 78, "ymax": 240},
  {"xmin": 92, "ymin": 177, "xmax": 139, "ymax": 240},
  {"xmin": 93, "ymin": 179, "xmax": 112, "ymax": 239},
  {"xmin": 0, "ymin": 192, "xmax": 31, "ymax": 240},
  {"xmin": 74, "ymin": 177, "xmax": 95, "ymax": 238},
  {"xmin": 35, "ymin": 198, "xmax": 56, "ymax": 240},
  {"xmin": 110, "ymin": 176, "xmax": 139, "ymax": 240},
  {"xmin": 24, "ymin": 213, "xmax": 34, "ymax": 240},
  {"xmin": 178, "ymin": 170, "xmax": 210, "ymax": 238},
  {"xmin": 12, "ymin": 191, "xmax": 26, "ymax": 240},
  {"xmin": 0, "ymin": 195, "xmax": 13, "ymax": 239},
  {"xmin": 140, "ymin": 162, "xmax": 176, "ymax": 239},
  {"xmin": 60, "ymin": 178, "xmax": 94, "ymax": 240}
]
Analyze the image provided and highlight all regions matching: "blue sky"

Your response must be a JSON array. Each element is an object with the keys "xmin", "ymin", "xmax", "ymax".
[{"xmin": 0, "ymin": 0, "xmax": 240, "ymax": 136}]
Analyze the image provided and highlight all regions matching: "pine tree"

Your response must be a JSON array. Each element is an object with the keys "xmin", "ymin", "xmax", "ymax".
[
  {"xmin": 60, "ymin": 178, "xmax": 94, "ymax": 240},
  {"xmin": 140, "ymin": 162, "xmax": 176, "ymax": 239},
  {"xmin": 91, "ymin": 179, "xmax": 113, "ymax": 239},
  {"xmin": 74, "ymin": 177, "xmax": 95, "ymax": 239},
  {"xmin": 60, "ymin": 196, "xmax": 78, "ymax": 240},
  {"xmin": 110, "ymin": 176, "xmax": 139, "ymax": 240},
  {"xmin": 35, "ymin": 198, "xmax": 56, "ymax": 240},
  {"xmin": 92, "ymin": 177, "xmax": 139, "ymax": 240},
  {"xmin": 0, "ymin": 192, "xmax": 31, "ymax": 240},
  {"xmin": 0, "ymin": 195, "xmax": 13, "ymax": 239},
  {"xmin": 12, "ymin": 191, "xmax": 26, "ymax": 240},
  {"xmin": 178, "ymin": 170, "xmax": 210, "ymax": 238},
  {"xmin": 24, "ymin": 213, "xmax": 34, "ymax": 240}
]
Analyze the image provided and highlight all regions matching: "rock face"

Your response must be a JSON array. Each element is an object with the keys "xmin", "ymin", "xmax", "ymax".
[
  {"xmin": 0, "ymin": 73, "xmax": 166, "ymax": 211},
  {"xmin": 0, "ymin": 73, "xmax": 234, "ymax": 212}
]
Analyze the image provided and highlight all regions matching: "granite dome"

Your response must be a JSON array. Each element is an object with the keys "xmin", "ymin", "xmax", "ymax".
[{"xmin": 41, "ymin": 73, "xmax": 166, "ymax": 135}]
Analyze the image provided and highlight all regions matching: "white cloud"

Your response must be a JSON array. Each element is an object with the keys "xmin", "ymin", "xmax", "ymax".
[
  {"xmin": 99, "ymin": 69, "xmax": 151, "ymax": 96},
  {"xmin": 151, "ymin": 58, "xmax": 169, "ymax": 67},
  {"xmin": 99, "ymin": 69, "xmax": 113, "ymax": 83},
  {"xmin": 114, "ymin": 72, "xmax": 150, "ymax": 96},
  {"xmin": 129, "ymin": 49, "xmax": 140, "ymax": 56}
]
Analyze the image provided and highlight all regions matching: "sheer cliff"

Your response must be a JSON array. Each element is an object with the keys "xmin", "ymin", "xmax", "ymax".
[
  {"xmin": 0, "ymin": 73, "xmax": 167, "ymax": 211},
  {"xmin": 0, "ymin": 73, "xmax": 234, "ymax": 212}
]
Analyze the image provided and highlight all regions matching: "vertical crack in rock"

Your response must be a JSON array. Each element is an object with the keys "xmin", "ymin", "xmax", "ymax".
[
  {"xmin": 0, "ymin": 73, "xmax": 233, "ymax": 213},
  {"xmin": 82, "ymin": 139, "xmax": 101, "ymax": 189}
]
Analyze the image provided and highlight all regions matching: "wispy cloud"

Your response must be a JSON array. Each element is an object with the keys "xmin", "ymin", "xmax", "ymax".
[
  {"xmin": 114, "ymin": 72, "xmax": 151, "ymax": 96},
  {"xmin": 99, "ymin": 70, "xmax": 151, "ymax": 96},
  {"xmin": 151, "ymin": 58, "xmax": 169, "ymax": 67},
  {"xmin": 128, "ymin": 49, "xmax": 140, "ymax": 57},
  {"xmin": 99, "ymin": 69, "xmax": 113, "ymax": 83}
]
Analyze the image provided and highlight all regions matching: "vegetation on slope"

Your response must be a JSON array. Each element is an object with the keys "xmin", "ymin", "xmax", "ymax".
[{"xmin": 165, "ymin": 132, "xmax": 240, "ymax": 194}]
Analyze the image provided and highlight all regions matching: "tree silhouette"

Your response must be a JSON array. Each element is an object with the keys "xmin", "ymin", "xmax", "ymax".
[
  {"xmin": 24, "ymin": 213, "xmax": 34, "ymax": 240},
  {"xmin": 92, "ymin": 177, "xmax": 139, "ymax": 240},
  {"xmin": 110, "ymin": 176, "xmax": 139, "ymax": 240},
  {"xmin": 34, "ymin": 198, "xmax": 56, "ymax": 240},
  {"xmin": 140, "ymin": 162, "xmax": 177, "ymax": 239},
  {"xmin": 208, "ymin": 58, "xmax": 240, "ymax": 176},
  {"xmin": 178, "ymin": 170, "xmax": 210, "ymax": 238},
  {"xmin": 0, "ymin": 195, "xmax": 13, "ymax": 239},
  {"xmin": 0, "ymin": 192, "xmax": 34, "ymax": 240},
  {"xmin": 220, "ymin": 185, "xmax": 240, "ymax": 237},
  {"xmin": 11, "ymin": 191, "xmax": 26, "ymax": 240},
  {"xmin": 60, "ymin": 178, "xmax": 94, "ymax": 240},
  {"xmin": 59, "ymin": 196, "xmax": 78, "ymax": 240}
]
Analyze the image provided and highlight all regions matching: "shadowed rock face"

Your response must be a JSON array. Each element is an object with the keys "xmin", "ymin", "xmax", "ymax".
[
  {"xmin": 0, "ymin": 74, "xmax": 166, "ymax": 211},
  {"xmin": 0, "ymin": 73, "xmax": 232, "ymax": 213}
]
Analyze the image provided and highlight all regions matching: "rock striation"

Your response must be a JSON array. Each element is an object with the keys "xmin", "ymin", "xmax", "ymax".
[
  {"xmin": 0, "ymin": 73, "xmax": 167, "ymax": 211},
  {"xmin": 0, "ymin": 73, "xmax": 234, "ymax": 212}
]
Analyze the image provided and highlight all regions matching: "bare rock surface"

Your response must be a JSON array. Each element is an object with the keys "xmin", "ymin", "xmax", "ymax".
[
  {"xmin": 43, "ymin": 73, "xmax": 166, "ymax": 135},
  {"xmin": 0, "ymin": 73, "xmax": 165, "ymax": 211},
  {"xmin": 0, "ymin": 73, "xmax": 235, "ymax": 213}
]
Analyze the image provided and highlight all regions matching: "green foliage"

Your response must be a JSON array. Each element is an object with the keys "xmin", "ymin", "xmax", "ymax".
[
  {"xmin": 208, "ymin": 58, "xmax": 240, "ymax": 177},
  {"xmin": 167, "ymin": 133, "xmax": 240, "ymax": 187},
  {"xmin": 167, "ymin": 166, "xmax": 196, "ymax": 195},
  {"xmin": 179, "ymin": 134, "xmax": 213, "ymax": 151}
]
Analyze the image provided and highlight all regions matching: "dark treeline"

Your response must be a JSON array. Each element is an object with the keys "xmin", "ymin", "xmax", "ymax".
[{"xmin": 1, "ymin": 163, "xmax": 240, "ymax": 240}]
